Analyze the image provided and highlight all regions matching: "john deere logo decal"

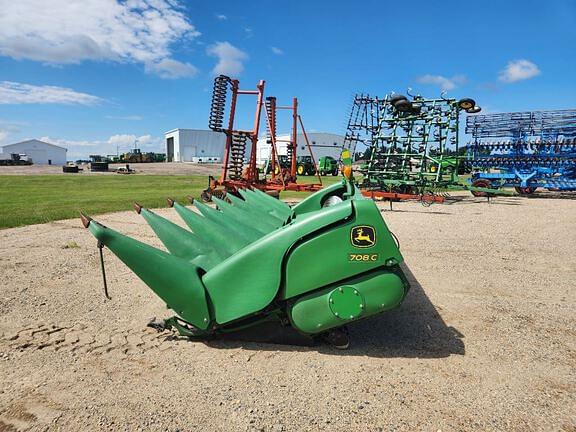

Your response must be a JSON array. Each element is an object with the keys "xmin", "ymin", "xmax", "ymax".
[{"xmin": 351, "ymin": 226, "xmax": 376, "ymax": 248}]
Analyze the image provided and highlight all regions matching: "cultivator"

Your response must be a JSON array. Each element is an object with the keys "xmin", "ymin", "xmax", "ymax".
[
  {"xmin": 203, "ymin": 75, "xmax": 321, "ymax": 201},
  {"xmin": 344, "ymin": 91, "xmax": 483, "ymax": 203},
  {"xmin": 81, "ymin": 164, "xmax": 410, "ymax": 348},
  {"xmin": 466, "ymin": 109, "xmax": 576, "ymax": 195}
]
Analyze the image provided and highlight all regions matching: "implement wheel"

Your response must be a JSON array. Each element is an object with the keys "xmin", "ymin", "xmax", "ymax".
[
  {"xmin": 515, "ymin": 186, "xmax": 536, "ymax": 195},
  {"xmin": 458, "ymin": 98, "xmax": 476, "ymax": 110},
  {"xmin": 471, "ymin": 179, "xmax": 495, "ymax": 197},
  {"xmin": 297, "ymin": 164, "xmax": 305, "ymax": 175},
  {"xmin": 200, "ymin": 188, "xmax": 213, "ymax": 203},
  {"xmin": 389, "ymin": 94, "xmax": 407, "ymax": 105},
  {"xmin": 394, "ymin": 99, "xmax": 413, "ymax": 112}
]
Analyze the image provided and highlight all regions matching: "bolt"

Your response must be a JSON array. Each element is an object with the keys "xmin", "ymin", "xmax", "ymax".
[
  {"xmin": 334, "ymin": 312, "xmax": 339, "ymax": 317},
  {"xmin": 203, "ymin": 318, "xmax": 208, "ymax": 323},
  {"xmin": 339, "ymin": 287, "xmax": 343, "ymax": 293},
  {"xmin": 353, "ymin": 290, "xmax": 358, "ymax": 295},
  {"xmin": 349, "ymin": 315, "xmax": 354, "ymax": 319},
  {"xmin": 360, "ymin": 304, "xmax": 364, "ymax": 309},
  {"xmin": 381, "ymin": 303, "xmax": 385, "ymax": 308},
  {"xmin": 329, "ymin": 298, "xmax": 334, "ymax": 304}
]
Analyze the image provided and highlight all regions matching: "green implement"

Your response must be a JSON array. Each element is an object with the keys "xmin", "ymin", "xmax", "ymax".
[{"xmin": 81, "ymin": 177, "xmax": 410, "ymax": 348}]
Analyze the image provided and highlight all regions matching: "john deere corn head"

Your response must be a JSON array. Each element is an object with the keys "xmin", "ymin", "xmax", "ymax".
[{"xmin": 81, "ymin": 175, "xmax": 409, "ymax": 348}]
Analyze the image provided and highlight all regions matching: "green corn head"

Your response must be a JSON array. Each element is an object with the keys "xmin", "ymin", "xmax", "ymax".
[{"xmin": 81, "ymin": 180, "xmax": 410, "ymax": 346}]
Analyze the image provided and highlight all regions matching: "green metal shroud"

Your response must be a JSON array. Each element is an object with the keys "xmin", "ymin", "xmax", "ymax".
[{"xmin": 82, "ymin": 179, "xmax": 410, "ymax": 341}]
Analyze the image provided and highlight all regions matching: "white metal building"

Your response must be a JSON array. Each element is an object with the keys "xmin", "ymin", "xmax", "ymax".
[
  {"xmin": 1, "ymin": 139, "xmax": 67, "ymax": 165},
  {"xmin": 256, "ymin": 132, "xmax": 344, "ymax": 165},
  {"xmin": 164, "ymin": 129, "xmax": 226, "ymax": 163},
  {"xmin": 164, "ymin": 129, "xmax": 344, "ymax": 165}
]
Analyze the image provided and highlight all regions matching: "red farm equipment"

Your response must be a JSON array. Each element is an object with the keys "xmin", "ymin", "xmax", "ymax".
[{"xmin": 202, "ymin": 75, "xmax": 322, "ymax": 201}]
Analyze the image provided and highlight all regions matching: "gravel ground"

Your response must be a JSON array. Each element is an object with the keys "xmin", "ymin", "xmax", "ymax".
[
  {"xmin": 0, "ymin": 192, "xmax": 574, "ymax": 431},
  {"xmin": 0, "ymin": 162, "xmax": 220, "ymax": 176}
]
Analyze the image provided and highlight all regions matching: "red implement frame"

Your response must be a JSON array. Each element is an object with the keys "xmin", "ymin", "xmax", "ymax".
[
  {"xmin": 265, "ymin": 96, "xmax": 322, "ymax": 191},
  {"xmin": 360, "ymin": 190, "xmax": 445, "ymax": 204},
  {"xmin": 205, "ymin": 76, "xmax": 322, "ymax": 199}
]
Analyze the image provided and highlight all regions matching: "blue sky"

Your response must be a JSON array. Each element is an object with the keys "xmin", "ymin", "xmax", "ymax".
[{"xmin": 0, "ymin": 0, "xmax": 575, "ymax": 158}]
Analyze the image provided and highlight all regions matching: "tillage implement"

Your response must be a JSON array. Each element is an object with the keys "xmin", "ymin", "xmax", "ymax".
[
  {"xmin": 203, "ymin": 74, "xmax": 322, "ymax": 201},
  {"xmin": 466, "ymin": 109, "xmax": 576, "ymax": 196},
  {"xmin": 343, "ymin": 91, "xmax": 492, "ymax": 204}
]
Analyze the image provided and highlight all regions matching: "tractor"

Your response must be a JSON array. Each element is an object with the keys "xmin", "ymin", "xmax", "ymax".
[
  {"xmin": 296, "ymin": 155, "xmax": 317, "ymax": 176},
  {"xmin": 317, "ymin": 156, "xmax": 339, "ymax": 176}
]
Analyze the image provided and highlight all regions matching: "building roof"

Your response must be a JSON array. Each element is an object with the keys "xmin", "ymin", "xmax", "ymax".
[
  {"xmin": 165, "ymin": 128, "xmax": 223, "ymax": 135},
  {"xmin": 2, "ymin": 139, "xmax": 67, "ymax": 151}
]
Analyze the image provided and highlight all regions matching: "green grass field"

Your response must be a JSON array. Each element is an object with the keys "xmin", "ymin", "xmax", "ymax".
[{"xmin": 0, "ymin": 174, "xmax": 342, "ymax": 229}]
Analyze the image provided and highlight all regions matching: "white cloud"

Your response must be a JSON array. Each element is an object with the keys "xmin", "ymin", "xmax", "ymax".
[
  {"xmin": 0, "ymin": 81, "xmax": 103, "ymax": 105},
  {"xmin": 38, "ymin": 134, "xmax": 163, "ymax": 158},
  {"xmin": 416, "ymin": 74, "xmax": 467, "ymax": 91},
  {"xmin": 0, "ymin": 0, "xmax": 200, "ymax": 79},
  {"xmin": 216, "ymin": 14, "xmax": 227, "ymax": 20},
  {"xmin": 271, "ymin": 46, "xmax": 284, "ymax": 55},
  {"xmin": 144, "ymin": 58, "xmax": 198, "ymax": 79},
  {"xmin": 107, "ymin": 134, "xmax": 160, "ymax": 149},
  {"xmin": 0, "ymin": 129, "xmax": 9, "ymax": 144},
  {"xmin": 40, "ymin": 136, "xmax": 100, "ymax": 148},
  {"xmin": 207, "ymin": 42, "xmax": 248, "ymax": 76},
  {"xmin": 498, "ymin": 59, "xmax": 541, "ymax": 83}
]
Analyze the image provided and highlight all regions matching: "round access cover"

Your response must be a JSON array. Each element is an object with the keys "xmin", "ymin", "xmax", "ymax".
[{"xmin": 329, "ymin": 286, "xmax": 365, "ymax": 320}]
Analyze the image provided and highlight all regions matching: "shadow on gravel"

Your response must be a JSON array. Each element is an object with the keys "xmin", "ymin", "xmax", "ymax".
[
  {"xmin": 524, "ymin": 192, "xmax": 576, "ymax": 200},
  {"xmin": 445, "ymin": 196, "xmax": 522, "ymax": 206},
  {"xmin": 341, "ymin": 265, "xmax": 465, "ymax": 358},
  {"xmin": 203, "ymin": 264, "xmax": 465, "ymax": 359},
  {"xmin": 381, "ymin": 209, "xmax": 453, "ymax": 215}
]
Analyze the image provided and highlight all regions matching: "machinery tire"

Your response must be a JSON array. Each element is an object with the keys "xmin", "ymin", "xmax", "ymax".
[
  {"xmin": 297, "ymin": 164, "xmax": 305, "ymax": 175},
  {"xmin": 307, "ymin": 167, "xmax": 316, "ymax": 176},
  {"xmin": 389, "ymin": 94, "xmax": 408, "ymax": 105},
  {"xmin": 274, "ymin": 165, "xmax": 280, "ymax": 175},
  {"xmin": 265, "ymin": 190, "xmax": 280, "ymax": 199},
  {"xmin": 322, "ymin": 195, "xmax": 343, "ymax": 207},
  {"xmin": 458, "ymin": 98, "xmax": 476, "ymax": 110},
  {"xmin": 332, "ymin": 168, "xmax": 339, "ymax": 176},
  {"xmin": 471, "ymin": 179, "xmax": 494, "ymax": 197},
  {"xmin": 200, "ymin": 188, "xmax": 212, "ymax": 203},
  {"xmin": 410, "ymin": 104, "xmax": 422, "ymax": 115},
  {"xmin": 394, "ymin": 99, "xmax": 413, "ymax": 112},
  {"xmin": 212, "ymin": 189, "xmax": 228, "ymax": 202},
  {"xmin": 515, "ymin": 186, "xmax": 536, "ymax": 195}
]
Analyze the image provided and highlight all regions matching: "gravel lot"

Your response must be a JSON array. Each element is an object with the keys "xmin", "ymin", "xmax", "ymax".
[
  {"xmin": 0, "ymin": 193, "xmax": 574, "ymax": 431},
  {"xmin": 0, "ymin": 162, "xmax": 220, "ymax": 176}
]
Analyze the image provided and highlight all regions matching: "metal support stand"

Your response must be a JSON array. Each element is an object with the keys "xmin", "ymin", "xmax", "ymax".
[{"xmin": 98, "ymin": 241, "xmax": 111, "ymax": 300}]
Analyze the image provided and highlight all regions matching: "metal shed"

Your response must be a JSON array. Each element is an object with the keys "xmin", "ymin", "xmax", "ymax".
[{"xmin": 1, "ymin": 139, "xmax": 67, "ymax": 165}]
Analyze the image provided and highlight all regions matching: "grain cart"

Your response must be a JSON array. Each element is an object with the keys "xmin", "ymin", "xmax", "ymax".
[
  {"xmin": 344, "ymin": 91, "xmax": 485, "ymax": 204},
  {"xmin": 466, "ymin": 109, "xmax": 576, "ymax": 196},
  {"xmin": 81, "ymin": 156, "xmax": 410, "ymax": 348},
  {"xmin": 203, "ymin": 75, "xmax": 322, "ymax": 201}
]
